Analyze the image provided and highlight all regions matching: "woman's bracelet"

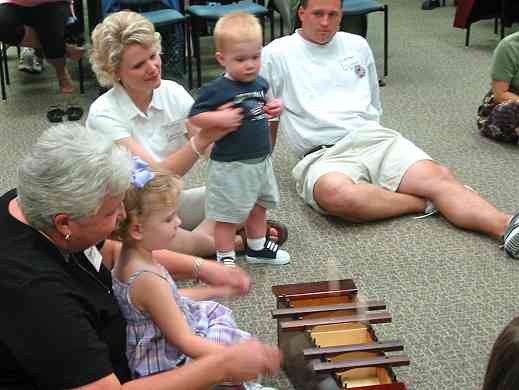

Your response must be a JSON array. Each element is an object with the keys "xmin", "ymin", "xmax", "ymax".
[
  {"xmin": 190, "ymin": 136, "xmax": 204, "ymax": 159},
  {"xmin": 193, "ymin": 256, "xmax": 205, "ymax": 281}
]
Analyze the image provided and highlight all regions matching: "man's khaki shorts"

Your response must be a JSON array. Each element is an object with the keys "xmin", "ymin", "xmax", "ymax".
[{"xmin": 292, "ymin": 127, "xmax": 432, "ymax": 214}]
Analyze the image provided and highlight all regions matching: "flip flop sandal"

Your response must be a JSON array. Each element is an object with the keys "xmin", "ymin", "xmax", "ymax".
[
  {"xmin": 237, "ymin": 219, "xmax": 289, "ymax": 252},
  {"xmin": 46, "ymin": 105, "xmax": 65, "ymax": 123},
  {"xmin": 66, "ymin": 104, "xmax": 84, "ymax": 121},
  {"xmin": 266, "ymin": 219, "xmax": 288, "ymax": 246}
]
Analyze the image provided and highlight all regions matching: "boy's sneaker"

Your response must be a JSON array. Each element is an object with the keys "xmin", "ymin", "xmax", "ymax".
[
  {"xmin": 18, "ymin": 48, "xmax": 35, "ymax": 73},
  {"xmin": 245, "ymin": 239, "xmax": 290, "ymax": 265},
  {"xmin": 503, "ymin": 214, "xmax": 519, "ymax": 259},
  {"xmin": 219, "ymin": 256, "xmax": 236, "ymax": 268}
]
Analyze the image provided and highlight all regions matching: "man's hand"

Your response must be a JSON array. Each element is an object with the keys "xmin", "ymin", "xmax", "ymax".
[{"xmin": 264, "ymin": 98, "xmax": 284, "ymax": 119}]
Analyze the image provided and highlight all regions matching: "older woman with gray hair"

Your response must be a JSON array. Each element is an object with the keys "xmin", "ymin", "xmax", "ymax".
[
  {"xmin": 87, "ymin": 11, "xmax": 287, "ymax": 258},
  {"xmin": 0, "ymin": 122, "xmax": 281, "ymax": 389}
]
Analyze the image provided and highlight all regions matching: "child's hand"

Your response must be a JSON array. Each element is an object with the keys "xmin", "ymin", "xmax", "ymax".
[
  {"xmin": 211, "ymin": 285, "xmax": 242, "ymax": 300},
  {"xmin": 264, "ymin": 98, "xmax": 284, "ymax": 119},
  {"xmin": 197, "ymin": 261, "xmax": 251, "ymax": 296},
  {"xmin": 215, "ymin": 102, "xmax": 243, "ymax": 130},
  {"xmin": 223, "ymin": 340, "xmax": 282, "ymax": 383},
  {"xmin": 221, "ymin": 267, "xmax": 250, "ymax": 296}
]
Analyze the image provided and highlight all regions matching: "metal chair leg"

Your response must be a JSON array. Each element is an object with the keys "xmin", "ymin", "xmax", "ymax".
[
  {"xmin": 269, "ymin": 9, "xmax": 275, "ymax": 41},
  {"xmin": 500, "ymin": 0, "xmax": 505, "ymax": 41},
  {"xmin": 500, "ymin": 0, "xmax": 505, "ymax": 40},
  {"xmin": 260, "ymin": 16, "xmax": 266, "ymax": 44},
  {"xmin": 3, "ymin": 44, "xmax": 9, "ymax": 85},
  {"xmin": 78, "ymin": 57, "xmax": 85, "ymax": 94},
  {"xmin": 0, "ymin": 46, "xmax": 6, "ymax": 101},
  {"xmin": 192, "ymin": 18, "xmax": 202, "ymax": 88},
  {"xmin": 465, "ymin": 24, "xmax": 471, "ymax": 47},
  {"xmin": 383, "ymin": 5, "xmax": 388, "ymax": 77}
]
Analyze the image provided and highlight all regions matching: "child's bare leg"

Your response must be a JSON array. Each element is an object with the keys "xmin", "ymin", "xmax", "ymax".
[
  {"xmin": 244, "ymin": 204, "xmax": 290, "ymax": 266},
  {"xmin": 215, "ymin": 221, "xmax": 238, "ymax": 267},
  {"xmin": 244, "ymin": 204, "xmax": 267, "ymax": 239}
]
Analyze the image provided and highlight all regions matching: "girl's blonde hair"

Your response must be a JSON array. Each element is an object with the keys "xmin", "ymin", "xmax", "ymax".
[
  {"xmin": 90, "ymin": 10, "xmax": 162, "ymax": 87},
  {"xmin": 214, "ymin": 11, "xmax": 262, "ymax": 52},
  {"xmin": 112, "ymin": 169, "xmax": 183, "ymax": 241}
]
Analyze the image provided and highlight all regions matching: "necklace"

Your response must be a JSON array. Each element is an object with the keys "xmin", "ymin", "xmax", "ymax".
[
  {"xmin": 69, "ymin": 253, "xmax": 112, "ymax": 295},
  {"xmin": 37, "ymin": 230, "xmax": 112, "ymax": 295}
]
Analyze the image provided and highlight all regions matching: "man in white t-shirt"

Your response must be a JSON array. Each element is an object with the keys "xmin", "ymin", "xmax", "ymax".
[{"xmin": 260, "ymin": 0, "xmax": 519, "ymax": 258}]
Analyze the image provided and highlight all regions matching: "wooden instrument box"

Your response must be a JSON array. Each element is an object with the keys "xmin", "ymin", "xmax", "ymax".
[{"xmin": 272, "ymin": 280, "xmax": 410, "ymax": 390}]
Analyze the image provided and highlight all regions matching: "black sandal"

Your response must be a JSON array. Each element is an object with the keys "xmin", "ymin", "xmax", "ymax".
[
  {"xmin": 237, "ymin": 219, "xmax": 289, "ymax": 252},
  {"xmin": 266, "ymin": 219, "xmax": 288, "ymax": 246},
  {"xmin": 66, "ymin": 103, "xmax": 83, "ymax": 121},
  {"xmin": 46, "ymin": 105, "xmax": 65, "ymax": 123}
]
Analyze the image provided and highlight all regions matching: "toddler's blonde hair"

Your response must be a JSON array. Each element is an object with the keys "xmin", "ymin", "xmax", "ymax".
[
  {"xmin": 214, "ymin": 11, "xmax": 263, "ymax": 52},
  {"xmin": 112, "ymin": 169, "xmax": 183, "ymax": 242}
]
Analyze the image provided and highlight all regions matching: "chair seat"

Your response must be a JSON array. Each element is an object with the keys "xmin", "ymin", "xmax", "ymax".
[
  {"xmin": 188, "ymin": 1, "xmax": 268, "ymax": 19},
  {"xmin": 141, "ymin": 9, "xmax": 185, "ymax": 27},
  {"xmin": 342, "ymin": 0, "xmax": 384, "ymax": 16}
]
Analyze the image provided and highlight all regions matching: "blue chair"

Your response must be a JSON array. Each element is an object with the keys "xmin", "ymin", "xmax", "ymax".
[
  {"xmin": 342, "ymin": 0, "xmax": 388, "ymax": 78},
  {"xmin": 187, "ymin": 0, "xmax": 270, "ymax": 88},
  {"xmin": 117, "ymin": 0, "xmax": 191, "ymax": 85}
]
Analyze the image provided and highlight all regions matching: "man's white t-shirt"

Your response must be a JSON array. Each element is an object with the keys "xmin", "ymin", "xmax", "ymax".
[
  {"xmin": 87, "ymin": 80, "xmax": 194, "ymax": 162},
  {"xmin": 261, "ymin": 31, "xmax": 383, "ymax": 157}
]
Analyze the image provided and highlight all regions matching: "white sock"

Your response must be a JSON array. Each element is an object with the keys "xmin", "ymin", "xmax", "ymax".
[
  {"xmin": 247, "ymin": 237, "xmax": 266, "ymax": 251},
  {"xmin": 216, "ymin": 250, "xmax": 235, "ymax": 262}
]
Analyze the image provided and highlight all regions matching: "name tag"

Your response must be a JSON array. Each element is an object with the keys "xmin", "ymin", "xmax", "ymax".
[{"xmin": 161, "ymin": 120, "xmax": 187, "ymax": 144}]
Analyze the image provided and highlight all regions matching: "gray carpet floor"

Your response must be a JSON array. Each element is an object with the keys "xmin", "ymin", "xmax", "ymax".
[{"xmin": 2, "ymin": 1, "xmax": 519, "ymax": 389}]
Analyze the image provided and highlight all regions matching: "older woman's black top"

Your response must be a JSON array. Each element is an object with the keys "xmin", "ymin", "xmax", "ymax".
[{"xmin": 0, "ymin": 190, "xmax": 131, "ymax": 389}]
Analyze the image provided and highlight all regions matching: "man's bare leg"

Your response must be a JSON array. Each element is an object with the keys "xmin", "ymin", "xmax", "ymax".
[
  {"xmin": 398, "ymin": 160, "xmax": 512, "ymax": 239},
  {"xmin": 167, "ymin": 227, "xmax": 216, "ymax": 257},
  {"xmin": 313, "ymin": 171, "xmax": 427, "ymax": 222}
]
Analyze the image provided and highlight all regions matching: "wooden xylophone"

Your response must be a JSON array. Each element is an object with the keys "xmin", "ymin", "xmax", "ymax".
[{"xmin": 272, "ymin": 279, "xmax": 410, "ymax": 390}]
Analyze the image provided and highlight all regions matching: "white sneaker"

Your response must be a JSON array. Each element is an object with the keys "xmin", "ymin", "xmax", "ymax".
[
  {"xmin": 414, "ymin": 185, "xmax": 475, "ymax": 220},
  {"xmin": 414, "ymin": 199, "xmax": 439, "ymax": 220},
  {"xmin": 32, "ymin": 55, "xmax": 43, "ymax": 73},
  {"xmin": 18, "ymin": 47, "xmax": 35, "ymax": 73},
  {"xmin": 244, "ymin": 382, "xmax": 277, "ymax": 390}
]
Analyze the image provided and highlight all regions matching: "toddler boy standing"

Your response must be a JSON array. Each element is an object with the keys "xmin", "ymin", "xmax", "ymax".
[{"xmin": 189, "ymin": 12, "xmax": 290, "ymax": 267}]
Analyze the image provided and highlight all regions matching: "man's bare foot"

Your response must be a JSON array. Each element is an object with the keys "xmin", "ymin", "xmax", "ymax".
[
  {"xmin": 65, "ymin": 44, "xmax": 85, "ymax": 62},
  {"xmin": 58, "ymin": 69, "xmax": 74, "ymax": 94}
]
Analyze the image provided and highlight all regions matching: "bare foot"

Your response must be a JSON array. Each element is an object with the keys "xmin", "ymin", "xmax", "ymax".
[
  {"xmin": 58, "ymin": 69, "xmax": 74, "ymax": 94},
  {"xmin": 65, "ymin": 44, "xmax": 85, "ymax": 62}
]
